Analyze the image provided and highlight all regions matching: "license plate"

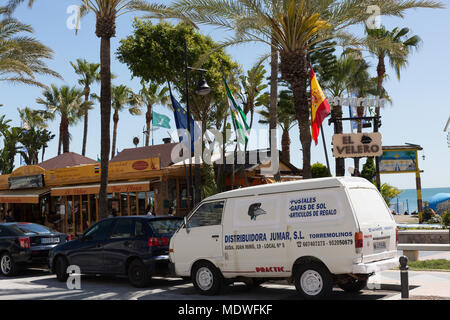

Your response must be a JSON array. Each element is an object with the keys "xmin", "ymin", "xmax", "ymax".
[
  {"xmin": 373, "ymin": 241, "xmax": 386, "ymax": 250},
  {"xmin": 41, "ymin": 237, "xmax": 60, "ymax": 244}
]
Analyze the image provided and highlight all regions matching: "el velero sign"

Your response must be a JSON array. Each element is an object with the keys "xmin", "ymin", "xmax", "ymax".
[{"xmin": 332, "ymin": 133, "xmax": 382, "ymax": 158}]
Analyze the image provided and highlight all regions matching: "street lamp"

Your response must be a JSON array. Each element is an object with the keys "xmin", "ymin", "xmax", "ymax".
[{"xmin": 184, "ymin": 38, "xmax": 211, "ymax": 209}]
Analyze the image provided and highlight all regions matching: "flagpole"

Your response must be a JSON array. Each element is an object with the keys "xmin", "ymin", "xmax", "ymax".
[{"xmin": 320, "ymin": 124, "xmax": 331, "ymax": 174}]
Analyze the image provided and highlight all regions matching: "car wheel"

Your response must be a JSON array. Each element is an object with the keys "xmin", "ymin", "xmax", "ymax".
[
  {"xmin": 294, "ymin": 263, "xmax": 333, "ymax": 299},
  {"xmin": 55, "ymin": 256, "xmax": 69, "ymax": 282},
  {"xmin": 128, "ymin": 259, "xmax": 151, "ymax": 288},
  {"xmin": 338, "ymin": 278, "xmax": 368, "ymax": 293},
  {"xmin": 0, "ymin": 252, "xmax": 18, "ymax": 276},
  {"xmin": 192, "ymin": 262, "xmax": 222, "ymax": 296}
]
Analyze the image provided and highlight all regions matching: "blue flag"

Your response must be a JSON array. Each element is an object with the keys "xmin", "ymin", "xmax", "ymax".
[{"xmin": 169, "ymin": 87, "xmax": 200, "ymax": 154}]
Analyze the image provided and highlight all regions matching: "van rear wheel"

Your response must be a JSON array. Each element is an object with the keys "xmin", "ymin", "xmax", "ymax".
[
  {"xmin": 192, "ymin": 262, "xmax": 222, "ymax": 296},
  {"xmin": 294, "ymin": 263, "xmax": 333, "ymax": 299}
]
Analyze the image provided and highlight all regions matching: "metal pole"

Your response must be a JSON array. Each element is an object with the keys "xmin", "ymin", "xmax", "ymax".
[
  {"xmin": 399, "ymin": 256, "xmax": 409, "ymax": 299},
  {"xmin": 184, "ymin": 38, "xmax": 194, "ymax": 209},
  {"xmin": 320, "ymin": 124, "xmax": 331, "ymax": 175}
]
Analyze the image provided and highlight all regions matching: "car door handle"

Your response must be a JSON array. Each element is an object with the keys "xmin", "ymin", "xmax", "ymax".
[
  {"xmin": 211, "ymin": 235, "xmax": 219, "ymax": 239},
  {"xmin": 124, "ymin": 241, "xmax": 132, "ymax": 247}
]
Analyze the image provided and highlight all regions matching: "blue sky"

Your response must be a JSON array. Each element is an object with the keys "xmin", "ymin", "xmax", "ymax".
[{"xmin": 1, "ymin": 1, "xmax": 449, "ymax": 189}]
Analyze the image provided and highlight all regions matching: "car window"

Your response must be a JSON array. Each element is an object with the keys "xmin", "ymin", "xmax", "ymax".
[
  {"xmin": 187, "ymin": 201, "xmax": 224, "ymax": 228},
  {"xmin": 12, "ymin": 223, "xmax": 53, "ymax": 235},
  {"xmin": 134, "ymin": 220, "xmax": 146, "ymax": 238},
  {"xmin": 110, "ymin": 219, "xmax": 133, "ymax": 239},
  {"xmin": 84, "ymin": 220, "xmax": 114, "ymax": 241},
  {"xmin": 0, "ymin": 226, "xmax": 10, "ymax": 237},
  {"xmin": 148, "ymin": 219, "xmax": 183, "ymax": 236}
]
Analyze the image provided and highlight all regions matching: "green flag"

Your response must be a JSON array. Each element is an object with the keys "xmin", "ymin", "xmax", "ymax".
[
  {"xmin": 223, "ymin": 78, "xmax": 250, "ymax": 144},
  {"xmin": 152, "ymin": 111, "xmax": 171, "ymax": 129}
]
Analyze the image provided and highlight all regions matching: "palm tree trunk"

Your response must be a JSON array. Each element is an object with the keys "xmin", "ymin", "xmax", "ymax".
[
  {"xmin": 279, "ymin": 50, "xmax": 312, "ymax": 179},
  {"xmin": 98, "ymin": 35, "xmax": 112, "ymax": 219},
  {"xmin": 62, "ymin": 116, "xmax": 70, "ymax": 154},
  {"xmin": 58, "ymin": 123, "xmax": 62, "ymax": 156},
  {"xmin": 145, "ymin": 103, "xmax": 152, "ymax": 146},
  {"xmin": 270, "ymin": 41, "xmax": 281, "ymax": 181},
  {"xmin": 373, "ymin": 55, "xmax": 386, "ymax": 190},
  {"xmin": 281, "ymin": 128, "xmax": 291, "ymax": 164},
  {"xmin": 82, "ymin": 85, "xmax": 90, "ymax": 156},
  {"xmin": 111, "ymin": 111, "xmax": 119, "ymax": 160}
]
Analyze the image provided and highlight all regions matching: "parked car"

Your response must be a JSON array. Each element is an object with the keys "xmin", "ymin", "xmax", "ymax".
[
  {"xmin": 0, "ymin": 222, "xmax": 70, "ymax": 276},
  {"xmin": 49, "ymin": 215, "xmax": 182, "ymax": 287},
  {"xmin": 169, "ymin": 177, "xmax": 399, "ymax": 299}
]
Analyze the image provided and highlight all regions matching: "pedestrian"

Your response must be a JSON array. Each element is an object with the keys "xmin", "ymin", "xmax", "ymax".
[
  {"xmin": 146, "ymin": 205, "xmax": 154, "ymax": 216},
  {"xmin": 404, "ymin": 211, "xmax": 409, "ymax": 215}
]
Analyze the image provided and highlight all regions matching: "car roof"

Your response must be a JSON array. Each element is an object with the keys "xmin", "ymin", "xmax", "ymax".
[{"xmin": 105, "ymin": 215, "xmax": 182, "ymax": 220}]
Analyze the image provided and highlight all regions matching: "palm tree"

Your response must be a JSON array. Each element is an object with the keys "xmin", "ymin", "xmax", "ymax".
[
  {"xmin": 70, "ymin": 59, "xmax": 101, "ymax": 156},
  {"xmin": 0, "ymin": 7, "xmax": 60, "ymax": 88},
  {"xmin": 36, "ymin": 85, "xmax": 91, "ymax": 154},
  {"xmin": 171, "ymin": 0, "xmax": 444, "ymax": 179},
  {"xmin": 94, "ymin": 85, "xmax": 142, "ymax": 159},
  {"xmin": 18, "ymin": 107, "xmax": 49, "ymax": 129},
  {"xmin": 137, "ymin": 81, "xmax": 169, "ymax": 146},
  {"xmin": 237, "ymin": 61, "xmax": 268, "ymax": 129},
  {"xmin": 258, "ymin": 90, "xmax": 296, "ymax": 164},
  {"xmin": 0, "ymin": 126, "xmax": 22, "ymax": 174},
  {"xmin": 19, "ymin": 127, "xmax": 55, "ymax": 165}
]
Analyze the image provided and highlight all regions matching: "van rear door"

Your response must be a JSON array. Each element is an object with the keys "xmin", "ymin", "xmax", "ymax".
[{"xmin": 348, "ymin": 188, "xmax": 397, "ymax": 263}]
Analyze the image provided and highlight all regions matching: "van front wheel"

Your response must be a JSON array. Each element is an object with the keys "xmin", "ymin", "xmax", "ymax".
[
  {"xmin": 294, "ymin": 263, "xmax": 332, "ymax": 299},
  {"xmin": 192, "ymin": 262, "xmax": 222, "ymax": 296}
]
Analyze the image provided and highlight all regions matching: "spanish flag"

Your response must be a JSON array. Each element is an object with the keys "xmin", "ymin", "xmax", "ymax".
[{"xmin": 310, "ymin": 65, "xmax": 331, "ymax": 145}]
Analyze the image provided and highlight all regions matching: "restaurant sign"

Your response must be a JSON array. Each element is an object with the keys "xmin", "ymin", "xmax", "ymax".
[
  {"xmin": 380, "ymin": 149, "xmax": 418, "ymax": 173},
  {"xmin": 332, "ymin": 133, "xmax": 382, "ymax": 158},
  {"xmin": 8, "ymin": 174, "xmax": 45, "ymax": 190}
]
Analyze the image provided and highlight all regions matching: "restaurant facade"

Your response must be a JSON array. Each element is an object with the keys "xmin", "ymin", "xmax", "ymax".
[
  {"xmin": 0, "ymin": 143, "xmax": 189, "ymax": 237},
  {"xmin": 0, "ymin": 143, "xmax": 302, "ymax": 237}
]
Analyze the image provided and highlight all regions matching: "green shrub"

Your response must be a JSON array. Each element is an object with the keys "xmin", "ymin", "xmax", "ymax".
[
  {"xmin": 311, "ymin": 162, "xmax": 331, "ymax": 178},
  {"xmin": 442, "ymin": 211, "xmax": 450, "ymax": 227}
]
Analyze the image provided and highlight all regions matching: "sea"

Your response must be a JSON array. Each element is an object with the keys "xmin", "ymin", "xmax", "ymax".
[{"xmin": 390, "ymin": 187, "xmax": 450, "ymax": 214}]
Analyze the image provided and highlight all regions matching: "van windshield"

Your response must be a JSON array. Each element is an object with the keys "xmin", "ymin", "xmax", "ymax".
[{"xmin": 348, "ymin": 188, "xmax": 393, "ymax": 224}]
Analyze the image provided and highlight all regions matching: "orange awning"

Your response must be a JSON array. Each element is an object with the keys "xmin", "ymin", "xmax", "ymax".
[
  {"xmin": 51, "ymin": 181, "xmax": 152, "ymax": 197},
  {"xmin": 0, "ymin": 188, "xmax": 50, "ymax": 204}
]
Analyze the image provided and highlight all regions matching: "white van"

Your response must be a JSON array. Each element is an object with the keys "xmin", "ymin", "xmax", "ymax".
[{"xmin": 169, "ymin": 177, "xmax": 399, "ymax": 299}]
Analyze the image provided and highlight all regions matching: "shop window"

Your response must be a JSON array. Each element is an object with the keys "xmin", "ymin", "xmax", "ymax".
[
  {"xmin": 121, "ymin": 193, "xmax": 128, "ymax": 216},
  {"xmin": 81, "ymin": 195, "xmax": 88, "ymax": 233},
  {"xmin": 130, "ymin": 192, "xmax": 137, "ymax": 215},
  {"xmin": 138, "ymin": 192, "xmax": 146, "ymax": 215},
  {"xmin": 89, "ymin": 194, "xmax": 97, "ymax": 224}
]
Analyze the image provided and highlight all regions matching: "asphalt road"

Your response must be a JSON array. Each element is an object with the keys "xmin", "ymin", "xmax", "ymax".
[{"xmin": 0, "ymin": 268, "xmax": 398, "ymax": 300}]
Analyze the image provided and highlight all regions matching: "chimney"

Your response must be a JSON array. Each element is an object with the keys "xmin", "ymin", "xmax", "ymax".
[{"xmin": 162, "ymin": 138, "xmax": 172, "ymax": 144}]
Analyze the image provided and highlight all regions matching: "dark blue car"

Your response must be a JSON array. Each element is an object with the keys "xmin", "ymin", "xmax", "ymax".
[
  {"xmin": 0, "ymin": 223, "xmax": 69, "ymax": 276},
  {"xmin": 48, "ymin": 215, "xmax": 182, "ymax": 287}
]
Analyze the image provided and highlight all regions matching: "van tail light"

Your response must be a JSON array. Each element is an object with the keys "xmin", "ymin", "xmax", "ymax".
[
  {"xmin": 66, "ymin": 234, "xmax": 72, "ymax": 242},
  {"xmin": 396, "ymin": 227, "xmax": 399, "ymax": 245},
  {"xmin": 18, "ymin": 237, "xmax": 30, "ymax": 249},
  {"xmin": 148, "ymin": 237, "xmax": 170, "ymax": 247},
  {"xmin": 355, "ymin": 232, "xmax": 363, "ymax": 254}
]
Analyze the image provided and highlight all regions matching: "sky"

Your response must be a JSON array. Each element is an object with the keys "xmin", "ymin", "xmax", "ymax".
[{"xmin": 1, "ymin": 1, "xmax": 449, "ymax": 190}]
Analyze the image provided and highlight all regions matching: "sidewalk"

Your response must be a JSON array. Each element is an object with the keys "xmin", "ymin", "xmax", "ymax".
[{"xmin": 368, "ymin": 252, "xmax": 450, "ymax": 300}]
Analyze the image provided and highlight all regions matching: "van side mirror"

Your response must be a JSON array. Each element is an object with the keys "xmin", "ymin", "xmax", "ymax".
[{"xmin": 184, "ymin": 216, "xmax": 190, "ymax": 234}]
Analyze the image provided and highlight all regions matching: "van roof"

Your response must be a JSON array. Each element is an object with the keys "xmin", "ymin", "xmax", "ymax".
[{"xmin": 205, "ymin": 177, "xmax": 376, "ymax": 202}]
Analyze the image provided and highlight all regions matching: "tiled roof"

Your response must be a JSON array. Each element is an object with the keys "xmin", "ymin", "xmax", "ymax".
[
  {"xmin": 38, "ymin": 152, "xmax": 98, "ymax": 170},
  {"xmin": 111, "ymin": 143, "xmax": 179, "ymax": 168}
]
